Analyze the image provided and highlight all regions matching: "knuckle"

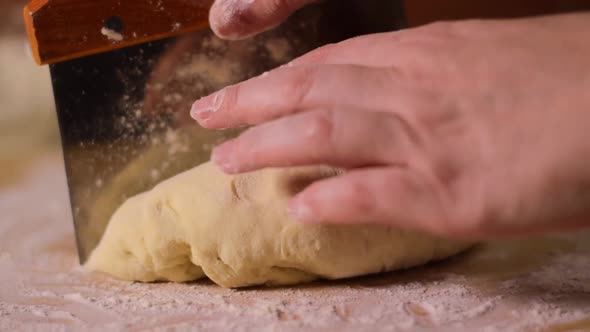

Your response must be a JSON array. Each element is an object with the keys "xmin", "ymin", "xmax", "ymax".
[
  {"xmin": 385, "ymin": 56, "xmax": 439, "ymax": 87},
  {"xmin": 419, "ymin": 20, "xmax": 459, "ymax": 37},
  {"xmin": 303, "ymin": 43, "xmax": 336, "ymax": 65},
  {"xmin": 401, "ymin": 21, "xmax": 461, "ymax": 60},
  {"xmin": 379, "ymin": 112, "xmax": 423, "ymax": 163},
  {"xmin": 388, "ymin": 65, "xmax": 422, "ymax": 86},
  {"xmin": 343, "ymin": 181, "xmax": 375, "ymax": 214},
  {"xmin": 303, "ymin": 109, "xmax": 335, "ymax": 145},
  {"xmin": 413, "ymin": 20, "xmax": 480, "ymax": 46},
  {"xmin": 287, "ymin": 66, "xmax": 318, "ymax": 108},
  {"xmin": 216, "ymin": 85, "xmax": 238, "ymax": 115}
]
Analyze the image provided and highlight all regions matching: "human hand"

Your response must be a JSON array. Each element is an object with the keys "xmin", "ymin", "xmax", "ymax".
[
  {"xmin": 209, "ymin": 0, "xmax": 316, "ymax": 40},
  {"xmin": 191, "ymin": 13, "xmax": 590, "ymax": 239}
]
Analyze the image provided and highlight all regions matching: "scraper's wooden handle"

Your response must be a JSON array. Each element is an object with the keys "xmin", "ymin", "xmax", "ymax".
[{"xmin": 24, "ymin": 0, "xmax": 213, "ymax": 65}]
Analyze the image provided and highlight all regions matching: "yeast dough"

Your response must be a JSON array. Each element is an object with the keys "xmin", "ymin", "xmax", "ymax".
[{"xmin": 86, "ymin": 162, "xmax": 471, "ymax": 288}]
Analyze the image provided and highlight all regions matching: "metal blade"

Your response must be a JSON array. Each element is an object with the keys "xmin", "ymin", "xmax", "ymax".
[{"xmin": 49, "ymin": 1, "xmax": 406, "ymax": 263}]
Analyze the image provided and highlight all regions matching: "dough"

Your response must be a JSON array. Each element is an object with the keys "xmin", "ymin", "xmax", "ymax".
[
  {"xmin": 86, "ymin": 162, "xmax": 472, "ymax": 288},
  {"xmin": 82, "ymin": 126, "xmax": 241, "ymax": 260}
]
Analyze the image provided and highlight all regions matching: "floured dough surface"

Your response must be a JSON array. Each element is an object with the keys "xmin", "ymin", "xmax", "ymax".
[{"xmin": 86, "ymin": 162, "xmax": 472, "ymax": 288}]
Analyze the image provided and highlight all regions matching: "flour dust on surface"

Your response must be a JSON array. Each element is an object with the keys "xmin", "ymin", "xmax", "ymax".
[{"xmin": 1, "ymin": 159, "xmax": 590, "ymax": 331}]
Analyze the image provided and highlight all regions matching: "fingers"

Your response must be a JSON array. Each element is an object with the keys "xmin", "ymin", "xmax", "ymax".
[
  {"xmin": 290, "ymin": 33, "xmax": 401, "ymax": 67},
  {"xmin": 209, "ymin": 0, "xmax": 317, "ymax": 40},
  {"xmin": 191, "ymin": 64, "xmax": 403, "ymax": 129},
  {"xmin": 287, "ymin": 167, "xmax": 448, "ymax": 234},
  {"xmin": 289, "ymin": 27, "xmax": 446, "ymax": 69},
  {"xmin": 211, "ymin": 108, "xmax": 418, "ymax": 173}
]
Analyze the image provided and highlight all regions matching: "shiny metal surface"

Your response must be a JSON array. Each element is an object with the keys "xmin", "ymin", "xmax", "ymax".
[{"xmin": 49, "ymin": 0, "xmax": 406, "ymax": 263}]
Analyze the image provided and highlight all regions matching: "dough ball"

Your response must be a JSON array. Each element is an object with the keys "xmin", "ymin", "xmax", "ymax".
[{"xmin": 86, "ymin": 162, "xmax": 472, "ymax": 288}]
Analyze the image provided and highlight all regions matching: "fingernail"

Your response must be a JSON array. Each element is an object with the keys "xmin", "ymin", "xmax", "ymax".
[
  {"xmin": 288, "ymin": 199, "xmax": 315, "ymax": 223},
  {"xmin": 212, "ymin": 142, "xmax": 239, "ymax": 174},
  {"xmin": 190, "ymin": 90, "xmax": 226, "ymax": 122}
]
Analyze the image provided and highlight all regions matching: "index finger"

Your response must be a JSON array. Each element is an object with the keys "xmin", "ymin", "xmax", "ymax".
[{"xmin": 190, "ymin": 64, "xmax": 402, "ymax": 129}]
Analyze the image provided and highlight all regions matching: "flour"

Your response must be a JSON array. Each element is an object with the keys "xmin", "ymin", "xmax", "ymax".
[
  {"xmin": 210, "ymin": 0, "xmax": 257, "ymax": 40},
  {"xmin": 1, "ymin": 163, "xmax": 589, "ymax": 331},
  {"xmin": 100, "ymin": 27, "xmax": 124, "ymax": 42},
  {"xmin": 92, "ymin": 28, "xmax": 312, "ymax": 225}
]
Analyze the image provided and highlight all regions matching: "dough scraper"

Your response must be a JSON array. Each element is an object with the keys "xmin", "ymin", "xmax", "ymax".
[{"xmin": 23, "ymin": 0, "xmax": 406, "ymax": 264}]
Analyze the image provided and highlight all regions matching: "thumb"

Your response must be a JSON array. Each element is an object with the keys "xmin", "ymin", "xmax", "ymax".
[{"xmin": 209, "ymin": 0, "xmax": 316, "ymax": 40}]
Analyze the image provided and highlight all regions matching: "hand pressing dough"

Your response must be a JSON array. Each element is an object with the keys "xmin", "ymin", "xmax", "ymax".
[{"xmin": 86, "ymin": 162, "xmax": 472, "ymax": 288}]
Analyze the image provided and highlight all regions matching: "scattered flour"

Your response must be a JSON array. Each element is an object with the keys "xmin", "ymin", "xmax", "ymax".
[
  {"xmin": 100, "ymin": 27, "xmax": 124, "ymax": 42},
  {"xmin": 1, "ymin": 160, "xmax": 590, "ymax": 331}
]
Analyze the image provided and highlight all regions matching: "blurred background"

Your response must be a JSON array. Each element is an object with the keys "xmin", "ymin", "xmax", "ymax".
[
  {"xmin": 0, "ymin": 0, "xmax": 59, "ymax": 187},
  {"xmin": 2, "ymin": 0, "xmax": 590, "ymax": 188}
]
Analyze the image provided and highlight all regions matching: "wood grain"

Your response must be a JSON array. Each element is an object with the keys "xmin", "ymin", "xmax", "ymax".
[
  {"xmin": 23, "ymin": 0, "xmax": 590, "ymax": 65},
  {"xmin": 24, "ymin": 0, "xmax": 213, "ymax": 65}
]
